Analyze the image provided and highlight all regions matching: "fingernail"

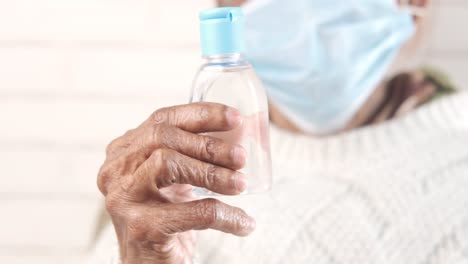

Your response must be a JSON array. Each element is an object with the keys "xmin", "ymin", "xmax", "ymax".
[
  {"xmin": 231, "ymin": 145, "xmax": 246, "ymax": 167},
  {"xmin": 235, "ymin": 173, "xmax": 248, "ymax": 192},
  {"xmin": 225, "ymin": 107, "xmax": 242, "ymax": 128}
]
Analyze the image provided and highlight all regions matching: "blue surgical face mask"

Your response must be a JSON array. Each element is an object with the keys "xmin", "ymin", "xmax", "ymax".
[{"xmin": 243, "ymin": 0, "xmax": 415, "ymax": 135}]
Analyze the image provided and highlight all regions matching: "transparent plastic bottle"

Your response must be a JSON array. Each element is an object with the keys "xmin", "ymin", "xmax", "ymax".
[{"xmin": 191, "ymin": 8, "xmax": 272, "ymax": 195}]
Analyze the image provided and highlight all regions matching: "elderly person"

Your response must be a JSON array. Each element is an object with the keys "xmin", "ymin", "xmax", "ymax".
[{"xmin": 89, "ymin": 0, "xmax": 468, "ymax": 263}]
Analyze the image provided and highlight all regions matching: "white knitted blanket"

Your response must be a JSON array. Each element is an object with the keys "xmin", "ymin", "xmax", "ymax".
[{"xmin": 89, "ymin": 92, "xmax": 468, "ymax": 264}]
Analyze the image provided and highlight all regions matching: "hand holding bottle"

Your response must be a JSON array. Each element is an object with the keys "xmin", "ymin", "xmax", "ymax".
[{"xmin": 97, "ymin": 103, "xmax": 256, "ymax": 264}]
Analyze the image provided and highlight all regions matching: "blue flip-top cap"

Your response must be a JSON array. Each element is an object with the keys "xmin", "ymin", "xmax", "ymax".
[{"xmin": 199, "ymin": 7, "xmax": 245, "ymax": 56}]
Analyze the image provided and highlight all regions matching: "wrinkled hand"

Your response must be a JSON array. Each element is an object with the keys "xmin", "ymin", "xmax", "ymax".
[{"xmin": 97, "ymin": 103, "xmax": 256, "ymax": 264}]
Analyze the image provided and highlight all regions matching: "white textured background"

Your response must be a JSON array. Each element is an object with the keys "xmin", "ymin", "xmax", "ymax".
[{"xmin": 0, "ymin": 0, "xmax": 466, "ymax": 263}]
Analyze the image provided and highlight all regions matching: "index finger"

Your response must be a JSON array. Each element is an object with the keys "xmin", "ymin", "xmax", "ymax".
[{"xmin": 145, "ymin": 102, "xmax": 242, "ymax": 133}]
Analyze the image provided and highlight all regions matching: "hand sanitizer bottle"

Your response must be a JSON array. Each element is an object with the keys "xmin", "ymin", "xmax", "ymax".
[{"xmin": 191, "ymin": 7, "xmax": 272, "ymax": 194}]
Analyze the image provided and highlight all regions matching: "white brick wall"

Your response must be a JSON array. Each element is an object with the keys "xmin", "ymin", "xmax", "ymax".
[{"xmin": 0, "ymin": 0, "xmax": 466, "ymax": 263}]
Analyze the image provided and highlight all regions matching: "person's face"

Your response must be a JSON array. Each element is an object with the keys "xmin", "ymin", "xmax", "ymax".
[{"xmin": 215, "ymin": 0, "xmax": 433, "ymax": 134}]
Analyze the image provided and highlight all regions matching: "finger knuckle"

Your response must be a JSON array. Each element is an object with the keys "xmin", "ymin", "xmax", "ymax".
[
  {"xmin": 152, "ymin": 149, "xmax": 174, "ymax": 187},
  {"xmin": 148, "ymin": 124, "xmax": 166, "ymax": 148},
  {"xmin": 105, "ymin": 139, "xmax": 120, "ymax": 156},
  {"xmin": 150, "ymin": 124, "xmax": 175, "ymax": 149},
  {"xmin": 204, "ymin": 165, "xmax": 219, "ymax": 189},
  {"xmin": 97, "ymin": 164, "xmax": 112, "ymax": 195},
  {"xmin": 203, "ymin": 137, "xmax": 217, "ymax": 160},
  {"xmin": 97, "ymin": 156, "xmax": 130, "ymax": 195},
  {"xmin": 151, "ymin": 107, "xmax": 169, "ymax": 124},
  {"xmin": 106, "ymin": 130, "xmax": 134, "ymax": 155},
  {"xmin": 198, "ymin": 198, "xmax": 220, "ymax": 226}
]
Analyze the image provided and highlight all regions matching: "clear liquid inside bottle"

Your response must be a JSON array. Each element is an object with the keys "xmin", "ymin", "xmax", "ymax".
[{"xmin": 190, "ymin": 53, "xmax": 272, "ymax": 195}]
